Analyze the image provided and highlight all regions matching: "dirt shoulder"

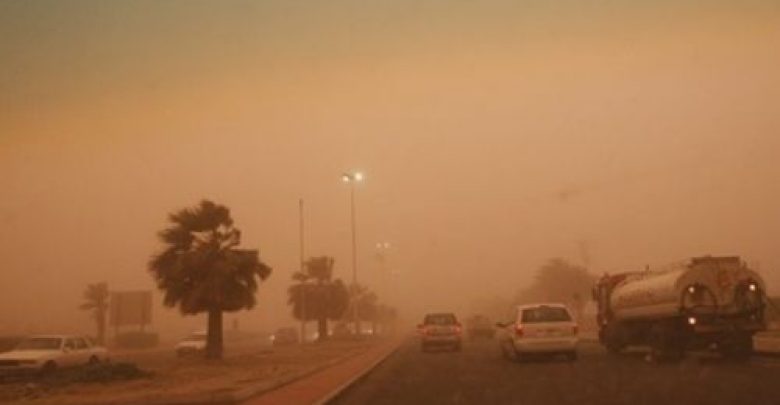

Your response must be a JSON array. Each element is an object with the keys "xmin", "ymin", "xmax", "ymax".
[{"xmin": 0, "ymin": 338, "xmax": 381, "ymax": 405}]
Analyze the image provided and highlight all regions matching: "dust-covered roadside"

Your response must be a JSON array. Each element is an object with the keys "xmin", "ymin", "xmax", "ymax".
[{"xmin": 0, "ymin": 338, "xmax": 380, "ymax": 404}]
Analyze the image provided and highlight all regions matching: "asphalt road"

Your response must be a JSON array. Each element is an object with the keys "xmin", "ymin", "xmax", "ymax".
[{"xmin": 331, "ymin": 337, "xmax": 780, "ymax": 405}]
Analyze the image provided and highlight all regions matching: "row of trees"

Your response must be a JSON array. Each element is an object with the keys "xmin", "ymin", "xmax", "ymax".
[
  {"xmin": 287, "ymin": 256, "xmax": 396, "ymax": 341},
  {"xmin": 79, "ymin": 200, "xmax": 394, "ymax": 358}
]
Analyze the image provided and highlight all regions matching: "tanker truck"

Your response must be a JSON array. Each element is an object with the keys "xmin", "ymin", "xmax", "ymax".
[{"xmin": 593, "ymin": 256, "xmax": 766, "ymax": 360}]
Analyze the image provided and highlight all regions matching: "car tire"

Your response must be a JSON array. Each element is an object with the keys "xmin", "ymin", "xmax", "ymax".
[{"xmin": 41, "ymin": 361, "xmax": 57, "ymax": 376}]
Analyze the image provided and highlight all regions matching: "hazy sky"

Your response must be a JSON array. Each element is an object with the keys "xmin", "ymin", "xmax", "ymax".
[{"xmin": 1, "ymin": 0, "xmax": 778, "ymax": 336}]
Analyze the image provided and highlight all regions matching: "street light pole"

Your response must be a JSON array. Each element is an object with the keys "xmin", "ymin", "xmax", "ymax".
[
  {"xmin": 350, "ymin": 183, "xmax": 357, "ymax": 286},
  {"xmin": 342, "ymin": 172, "xmax": 363, "ymax": 335},
  {"xmin": 299, "ymin": 198, "xmax": 306, "ymax": 343}
]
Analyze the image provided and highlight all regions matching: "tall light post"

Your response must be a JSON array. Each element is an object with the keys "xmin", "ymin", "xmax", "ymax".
[
  {"xmin": 375, "ymin": 241, "xmax": 393, "ymax": 306},
  {"xmin": 299, "ymin": 198, "xmax": 306, "ymax": 343},
  {"xmin": 341, "ymin": 171, "xmax": 364, "ymax": 334}
]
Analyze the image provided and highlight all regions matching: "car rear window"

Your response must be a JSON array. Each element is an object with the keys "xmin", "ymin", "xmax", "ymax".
[
  {"xmin": 424, "ymin": 313, "xmax": 457, "ymax": 325},
  {"xmin": 521, "ymin": 307, "xmax": 572, "ymax": 323}
]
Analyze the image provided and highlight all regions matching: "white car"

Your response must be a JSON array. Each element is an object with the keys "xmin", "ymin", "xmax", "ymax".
[
  {"xmin": 176, "ymin": 331, "xmax": 207, "ymax": 356},
  {"xmin": 497, "ymin": 303, "xmax": 579, "ymax": 361},
  {"xmin": 0, "ymin": 335, "xmax": 109, "ymax": 375}
]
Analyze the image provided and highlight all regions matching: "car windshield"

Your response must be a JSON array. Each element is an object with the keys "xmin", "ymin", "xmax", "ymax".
[
  {"xmin": 16, "ymin": 337, "xmax": 62, "ymax": 350},
  {"xmin": 424, "ymin": 314, "xmax": 457, "ymax": 325},
  {"xmin": 522, "ymin": 307, "xmax": 572, "ymax": 323}
]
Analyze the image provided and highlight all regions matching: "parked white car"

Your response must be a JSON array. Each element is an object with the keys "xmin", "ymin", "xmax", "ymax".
[
  {"xmin": 175, "ymin": 331, "xmax": 207, "ymax": 356},
  {"xmin": 0, "ymin": 335, "xmax": 109, "ymax": 375},
  {"xmin": 497, "ymin": 303, "xmax": 579, "ymax": 361}
]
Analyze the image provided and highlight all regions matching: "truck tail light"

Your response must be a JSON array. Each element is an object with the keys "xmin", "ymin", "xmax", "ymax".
[
  {"xmin": 515, "ymin": 325, "xmax": 524, "ymax": 338},
  {"xmin": 454, "ymin": 323, "xmax": 462, "ymax": 335}
]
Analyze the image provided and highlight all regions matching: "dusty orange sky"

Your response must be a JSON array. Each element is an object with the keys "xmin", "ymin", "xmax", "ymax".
[{"xmin": 1, "ymin": 1, "xmax": 778, "ymax": 336}]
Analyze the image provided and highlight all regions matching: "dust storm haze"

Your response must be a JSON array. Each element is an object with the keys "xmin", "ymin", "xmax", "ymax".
[{"xmin": 1, "ymin": 1, "xmax": 779, "ymax": 339}]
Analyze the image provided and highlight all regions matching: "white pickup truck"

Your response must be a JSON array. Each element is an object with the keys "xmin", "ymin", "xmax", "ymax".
[{"xmin": 0, "ymin": 335, "xmax": 109, "ymax": 375}]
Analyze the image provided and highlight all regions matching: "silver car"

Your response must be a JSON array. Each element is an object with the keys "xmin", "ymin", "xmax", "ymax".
[{"xmin": 418, "ymin": 313, "xmax": 463, "ymax": 352}]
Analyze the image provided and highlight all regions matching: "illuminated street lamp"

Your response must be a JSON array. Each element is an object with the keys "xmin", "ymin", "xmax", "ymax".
[{"xmin": 342, "ymin": 171, "xmax": 364, "ymax": 333}]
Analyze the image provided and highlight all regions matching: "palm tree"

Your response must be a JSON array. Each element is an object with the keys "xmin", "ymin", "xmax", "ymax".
[
  {"xmin": 149, "ymin": 200, "xmax": 272, "ymax": 359},
  {"xmin": 288, "ymin": 256, "xmax": 349, "ymax": 341},
  {"xmin": 351, "ymin": 284, "xmax": 378, "ymax": 335},
  {"xmin": 79, "ymin": 282, "xmax": 109, "ymax": 345}
]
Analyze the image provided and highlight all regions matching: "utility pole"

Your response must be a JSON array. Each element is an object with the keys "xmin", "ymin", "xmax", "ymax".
[
  {"xmin": 299, "ymin": 198, "xmax": 306, "ymax": 343},
  {"xmin": 341, "ymin": 172, "xmax": 363, "ymax": 335},
  {"xmin": 350, "ymin": 182, "xmax": 359, "ymax": 335}
]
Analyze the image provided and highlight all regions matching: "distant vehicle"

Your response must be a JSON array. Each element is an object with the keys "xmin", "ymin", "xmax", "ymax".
[
  {"xmin": 466, "ymin": 315, "xmax": 495, "ymax": 339},
  {"xmin": 593, "ymin": 256, "xmax": 766, "ymax": 360},
  {"xmin": 271, "ymin": 327, "xmax": 300, "ymax": 346},
  {"xmin": 418, "ymin": 313, "xmax": 463, "ymax": 352},
  {"xmin": 497, "ymin": 304, "xmax": 578, "ymax": 361},
  {"xmin": 175, "ymin": 331, "xmax": 206, "ymax": 357},
  {"xmin": 0, "ymin": 335, "xmax": 109, "ymax": 375}
]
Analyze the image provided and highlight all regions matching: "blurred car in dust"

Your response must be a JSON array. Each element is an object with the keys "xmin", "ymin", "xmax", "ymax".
[
  {"xmin": 418, "ymin": 313, "xmax": 463, "ymax": 352},
  {"xmin": 175, "ymin": 331, "xmax": 206, "ymax": 357},
  {"xmin": 466, "ymin": 314, "xmax": 496, "ymax": 339},
  {"xmin": 0, "ymin": 335, "xmax": 109, "ymax": 375},
  {"xmin": 271, "ymin": 327, "xmax": 300, "ymax": 346}
]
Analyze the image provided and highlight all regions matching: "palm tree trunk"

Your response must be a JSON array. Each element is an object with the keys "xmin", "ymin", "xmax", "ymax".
[
  {"xmin": 207, "ymin": 308, "xmax": 223, "ymax": 359},
  {"xmin": 97, "ymin": 309, "xmax": 106, "ymax": 345},
  {"xmin": 317, "ymin": 317, "xmax": 328, "ymax": 342}
]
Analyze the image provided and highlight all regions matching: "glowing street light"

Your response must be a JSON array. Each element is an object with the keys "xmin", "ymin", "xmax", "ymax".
[{"xmin": 342, "ymin": 172, "xmax": 364, "ymax": 183}]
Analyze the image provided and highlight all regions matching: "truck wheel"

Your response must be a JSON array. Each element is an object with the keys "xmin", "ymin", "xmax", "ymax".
[
  {"xmin": 604, "ymin": 323, "xmax": 626, "ymax": 354},
  {"xmin": 720, "ymin": 332, "xmax": 752, "ymax": 361},
  {"xmin": 649, "ymin": 322, "xmax": 684, "ymax": 362}
]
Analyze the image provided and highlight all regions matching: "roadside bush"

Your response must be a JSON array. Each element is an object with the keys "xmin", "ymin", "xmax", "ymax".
[
  {"xmin": 39, "ymin": 362, "xmax": 152, "ymax": 385},
  {"xmin": 72, "ymin": 362, "xmax": 152, "ymax": 383},
  {"xmin": 114, "ymin": 331, "xmax": 159, "ymax": 349}
]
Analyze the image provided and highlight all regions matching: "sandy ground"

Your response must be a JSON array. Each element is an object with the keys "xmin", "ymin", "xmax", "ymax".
[{"xmin": 0, "ymin": 338, "xmax": 378, "ymax": 404}]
